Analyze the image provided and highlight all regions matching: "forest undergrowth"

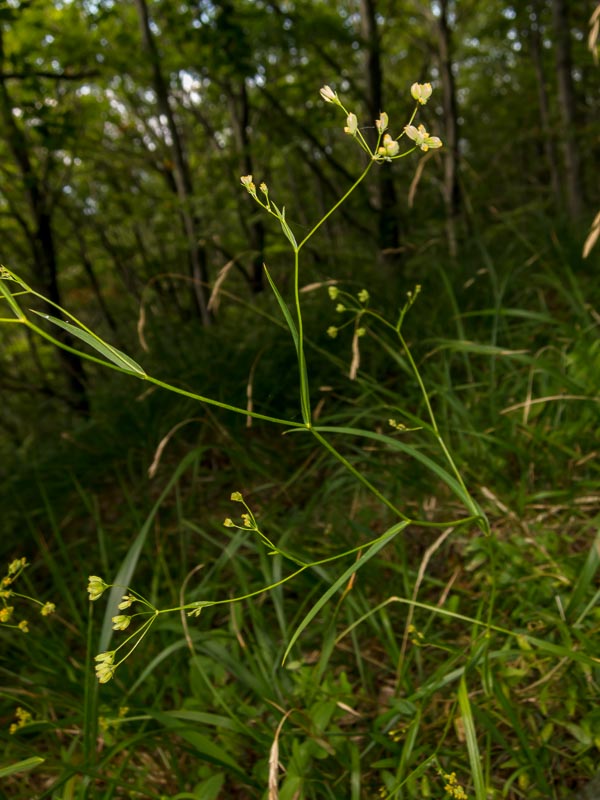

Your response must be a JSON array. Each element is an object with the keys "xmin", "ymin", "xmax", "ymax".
[{"xmin": 0, "ymin": 84, "xmax": 598, "ymax": 800}]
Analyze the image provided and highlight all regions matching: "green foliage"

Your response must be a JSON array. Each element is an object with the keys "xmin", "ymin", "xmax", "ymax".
[{"xmin": 1, "ymin": 2, "xmax": 599, "ymax": 799}]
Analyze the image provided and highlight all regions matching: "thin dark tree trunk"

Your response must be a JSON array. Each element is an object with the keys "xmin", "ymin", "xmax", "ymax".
[
  {"xmin": 552, "ymin": 0, "xmax": 584, "ymax": 220},
  {"xmin": 528, "ymin": 0, "xmax": 562, "ymax": 211},
  {"xmin": 436, "ymin": 0, "xmax": 461, "ymax": 257},
  {"xmin": 0, "ymin": 30, "xmax": 88, "ymax": 411},
  {"xmin": 229, "ymin": 78, "xmax": 265, "ymax": 293},
  {"xmin": 360, "ymin": 0, "xmax": 401, "ymax": 261},
  {"xmin": 133, "ymin": 0, "xmax": 211, "ymax": 324}
]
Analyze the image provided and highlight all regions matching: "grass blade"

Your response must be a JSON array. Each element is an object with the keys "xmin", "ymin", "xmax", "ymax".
[
  {"xmin": 457, "ymin": 675, "xmax": 486, "ymax": 800},
  {"xmin": 31, "ymin": 310, "xmax": 146, "ymax": 376},
  {"xmin": 0, "ymin": 757, "xmax": 45, "ymax": 778},
  {"xmin": 282, "ymin": 520, "xmax": 409, "ymax": 664}
]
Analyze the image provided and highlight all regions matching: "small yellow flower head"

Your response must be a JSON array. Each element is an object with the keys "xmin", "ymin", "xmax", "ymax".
[
  {"xmin": 94, "ymin": 651, "xmax": 115, "ymax": 665},
  {"xmin": 356, "ymin": 327, "xmax": 366, "ymax": 337},
  {"xmin": 389, "ymin": 419, "xmax": 407, "ymax": 431},
  {"xmin": 335, "ymin": 303, "xmax": 345, "ymax": 313},
  {"xmin": 327, "ymin": 326, "xmax": 338, "ymax": 338},
  {"xmin": 95, "ymin": 662, "xmax": 116, "ymax": 684},
  {"xmin": 9, "ymin": 707, "xmax": 32, "ymax": 734},
  {"xmin": 0, "ymin": 590, "xmax": 12, "ymax": 599},
  {"xmin": 87, "ymin": 576, "xmax": 108, "ymax": 601},
  {"xmin": 230, "ymin": 491, "xmax": 243, "ymax": 502},
  {"xmin": 241, "ymin": 513, "xmax": 252, "ymax": 528},
  {"xmin": 1, "ymin": 576, "xmax": 12, "ymax": 587},
  {"xmin": 388, "ymin": 726, "xmax": 403, "ymax": 743},
  {"xmin": 259, "ymin": 182, "xmax": 268, "ymax": 195},
  {"xmin": 223, "ymin": 518, "xmax": 235, "ymax": 528},
  {"xmin": 357, "ymin": 289, "xmax": 369, "ymax": 304},
  {"xmin": 0, "ymin": 605, "xmax": 14, "ymax": 623},
  {"xmin": 344, "ymin": 112, "xmax": 358, "ymax": 135},
  {"xmin": 319, "ymin": 85, "xmax": 338, "ymax": 104},
  {"xmin": 112, "ymin": 614, "xmax": 131, "ymax": 631},
  {"xmin": 442, "ymin": 771, "xmax": 468, "ymax": 800},
  {"xmin": 411, "ymin": 82, "xmax": 433, "ymax": 105},
  {"xmin": 95, "ymin": 651, "xmax": 116, "ymax": 683},
  {"xmin": 375, "ymin": 112, "xmax": 389, "ymax": 134},
  {"xmin": 378, "ymin": 133, "xmax": 399, "ymax": 158},
  {"xmin": 118, "ymin": 595, "xmax": 134, "ymax": 610},
  {"xmin": 8, "ymin": 558, "xmax": 27, "ymax": 575},
  {"xmin": 328, "ymin": 285, "xmax": 339, "ymax": 300},
  {"xmin": 240, "ymin": 174, "xmax": 256, "ymax": 196},
  {"xmin": 404, "ymin": 124, "xmax": 442, "ymax": 152},
  {"xmin": 40, "ymin": 602, "xmax": 56, "ymax": 617},
  {"xmin": 18, "ymin": 619, "xmax": 29, "ymax": 633}
]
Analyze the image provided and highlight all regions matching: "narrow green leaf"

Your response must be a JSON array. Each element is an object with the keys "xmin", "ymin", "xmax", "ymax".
[
  {"xmin": 148, "ymin": 710, "xmax": 244, "ymax": 774},
  {"xmin": 264, "ymin": 265, "xmax": 299, "ymax": 357},
  {"xmin": 457, "ymin": 675, "xmax": 486, "ymax": 800},
  {"xmin": 31, "ymin": 310, "xmax": 146, "ymax": 376},
  {"xmin": 0, "ymin": 276, "xmax": 26, "ymax": 319},
  {"xmin": 0, "ymin": 757, "xmax": 45, "ymax": 778},
  {"xmin": 282, "ymin": 521, "xmax": 408, "ymax": 664},
  {"xmin": 565, "ymin": 530, "xmax": 600, "ymax": 621},
  {"xmin": 99, "ymin": 450, "xmax": 204, "ymax": 651},
  {"xmin": 312, "ymin": 425, "xmax": 483, "ymax": 519}
]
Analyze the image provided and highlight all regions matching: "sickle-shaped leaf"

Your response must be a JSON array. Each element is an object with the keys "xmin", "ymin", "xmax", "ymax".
[{"xmin": 31, "ymin": 310, "xmax": 146, "ymax": 376}]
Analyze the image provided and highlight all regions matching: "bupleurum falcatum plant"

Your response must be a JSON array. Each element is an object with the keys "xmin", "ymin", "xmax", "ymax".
[
  {"xmin": 68, "ymin": 83, "xmax": 487, "ymax": 700},
  {"xmin": 0, "ymin": 83, "xmax": 487, "ymax": 692},
  {"xmin": 0, "ymin": 557, "xmax": 56, "ymax": 634}
]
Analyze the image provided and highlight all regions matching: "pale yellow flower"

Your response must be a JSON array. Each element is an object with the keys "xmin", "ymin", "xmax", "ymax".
[
  {"xmin": 319, "ymin": 85, "xmax": 337, "ymax": 103},
  {"xmin": 375, "ymin": 112, "xmax": 389, "ymax": 134},
  {"xmin": 404, "ymin": 124, "xmax": 442, "ymax": 151},
  {"xmin": 344, "ymin": 112, "xmax": 358, "ymax": 135},
  {"xmin": 411, "ymin": 82, "xmax": 433, "ymax": 105},
  {"xmin": 87, "ymin": 576, "xmax": 108, "ymax": 601},
  {"xmin": 111, "ymin": 615, "xmax": 131, "ymax": 631},
  {"xmin": 378, "ymin": 133, "xmax": 399, "ymax": 158}
]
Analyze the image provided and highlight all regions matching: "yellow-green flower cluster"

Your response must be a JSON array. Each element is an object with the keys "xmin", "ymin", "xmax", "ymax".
[
  {"xmin": 317, "ymin": 82, "xmax": 442, "ymax": 164},
  {"xmin": 0, "ymin": 556, "xmax": 56, "ymax": 633},
  {"xmin": 223, "ymin": 492, "xmax": 279, "ymax": 555},
  {"xmin": 87, "ymin": 575, "xmax": 109, "ymax": 601},
  {"xmin": 404, "ymin": 123, "xmax": 442, "ymax": 152},
  {"xmin": 442, "ymin": 771, "xmax": 468, "ymax": 799},
  {"xmin": 325, "ymin": 285, "xmax": 370, "ymax": 340},
  {"xmin": 9, "ymin": 706, "xmax": 33, "ymax": 735},
  {"xmin": 87, "ymin": 575, "xmax": 160, "ymax": 684},
  {"xmin": 95, "ymin": 651, "xmax": 116, "ymax": 684}
]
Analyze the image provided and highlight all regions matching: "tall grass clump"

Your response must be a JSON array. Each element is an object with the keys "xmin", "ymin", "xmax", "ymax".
[{"xmin": 1, "ymin": 83, "xmax": 598, "ymax": 800}]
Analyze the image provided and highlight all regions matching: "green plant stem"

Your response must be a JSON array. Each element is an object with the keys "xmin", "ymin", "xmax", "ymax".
[
  {"xmin": 297, "ymin": 161, "xmax": 374, "ymax": 251},
  {"xmin": 310, "ymin": 427, "xmax": 410, "ymax": 521}
]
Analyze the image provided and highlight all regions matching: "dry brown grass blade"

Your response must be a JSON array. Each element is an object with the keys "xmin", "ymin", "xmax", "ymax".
[
  {"xmin": 207, "ymin": 258, "xmax": 236, "ymax": 312},
  {"xmin": 396, "ymin": 526, "xmax": 454, "ymax": 681},
  {"xmin": 408, "ymin": 151, "xmax": 435, "ymax": 208},
  {"xmin": 582, "ymin": 209, "xmax": 600, "ymax": 259},
  {"xmin": 147, "ymin": 417, "xmax": 203, "ymax": 478},
  {"xmin": 268, "ymin": 709, "xmax": 295, "ymax": 800}
]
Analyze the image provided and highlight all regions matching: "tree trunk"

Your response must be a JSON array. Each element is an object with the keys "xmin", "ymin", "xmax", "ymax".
[
  {"xmin": 551, "ymin": 0, "xmax": 584, "ymax": 220},
  {"xmin": 229, "ymin": 78, "xmax": 265, "ymax": 293},
  {"xmin": 360, "ymin": 0, "xmax": 401, "ymax": 261},
  {"xmin": 0, "ymin": 30, "xmax": 88, "ymax": 411},
  {"xmin": 436, "ymin": 0, "xmax": 461, "ymax": 258},
  {"xmin": 528, "ymin": 0, "xmax": 562, "ymax": 212},
  {"xmin": 133, "ymin": 0, "xmax": 211, "ymax": 324}
]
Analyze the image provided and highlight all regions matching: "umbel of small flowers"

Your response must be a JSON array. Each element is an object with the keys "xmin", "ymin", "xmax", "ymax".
[
  {"xmin": 87, "ymin": 576, "xmax": 160, "ymax": 684},
  {"xmin": 241, "ymin": 82, "xmax": 442, "ymax": 218},
  {"xmin": 223, "ymin": 492, "xmax": 305, "ymax": 567},
  {"xmin": 0, "ymin": 557, "xmax": 56, "ymax": 633},
  {"xmin": 317, "ymin": 81, "xmax": 442, "ymax": 162}
]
